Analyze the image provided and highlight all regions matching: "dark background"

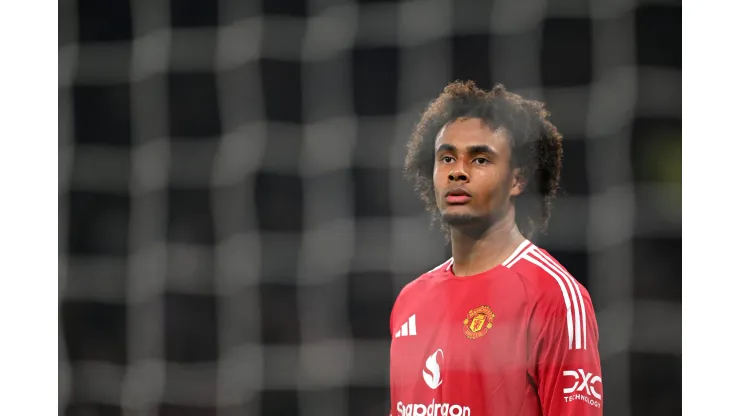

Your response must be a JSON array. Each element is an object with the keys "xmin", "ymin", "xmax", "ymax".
[{"xmin": 59, "ymin": 0, "xmax": 681, "ymax": 414}]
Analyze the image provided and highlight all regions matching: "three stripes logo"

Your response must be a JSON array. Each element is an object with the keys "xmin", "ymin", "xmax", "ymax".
[{"xmin": 394, "ymin": 314, "xmax": 417, "ymax": 338}]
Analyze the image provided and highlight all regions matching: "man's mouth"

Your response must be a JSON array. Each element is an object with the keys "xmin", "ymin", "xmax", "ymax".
[{"xmin": 444, "ymin": 188, "xmax": 472, "ymax": 204}]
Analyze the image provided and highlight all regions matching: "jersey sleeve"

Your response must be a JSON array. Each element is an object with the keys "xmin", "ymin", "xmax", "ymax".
[{"xmin": 529, "ymin": 281, "xmax": 603, "ymax": 415}]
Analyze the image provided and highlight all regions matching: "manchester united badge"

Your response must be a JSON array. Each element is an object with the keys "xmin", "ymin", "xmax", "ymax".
[{"xmin": 463, "ymin": 305, "xmax": 495, "ymax": 340}]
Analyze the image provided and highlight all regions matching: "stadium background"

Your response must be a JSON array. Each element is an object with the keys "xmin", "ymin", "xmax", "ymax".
[{"xmin": 59, "ymin": 0, "xmax": 681, "ymax": 415}]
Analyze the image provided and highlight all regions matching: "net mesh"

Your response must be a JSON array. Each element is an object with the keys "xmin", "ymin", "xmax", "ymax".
[{"xmin": 59, "ymin": 0, "xmax": 682, "ymax": 414}]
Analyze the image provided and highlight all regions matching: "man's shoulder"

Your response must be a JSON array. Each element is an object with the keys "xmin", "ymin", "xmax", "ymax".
[
  {"xmin": 395, "ymin": 257, "xmax": 452, "ymax": 299},
  {"xmin": 506, "ymin": 243, "xmax": 590, "ymax": 301}
]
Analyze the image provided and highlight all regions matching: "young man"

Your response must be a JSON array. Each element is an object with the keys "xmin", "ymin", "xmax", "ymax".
[{"xmin": 389, "ymin": 81, "xmax": 603, "ymax": 416}]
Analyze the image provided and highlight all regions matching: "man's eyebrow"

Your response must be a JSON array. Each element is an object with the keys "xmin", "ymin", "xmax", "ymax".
[
  {"xmin": 436, "ymin": 143, "xmax": 497, "ymax": 155},
  {"xmin": 466, "ymin": 144, "xmax": 497, "ymax": 155},
  {"xmin": 436, "ymin": 143, "xmax": 456, "ymax": 153}
]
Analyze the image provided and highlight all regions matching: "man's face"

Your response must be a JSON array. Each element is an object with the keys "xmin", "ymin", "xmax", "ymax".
[{"xmin": 433, "ymin": 117, "xmax": 522, "ymax": 227}]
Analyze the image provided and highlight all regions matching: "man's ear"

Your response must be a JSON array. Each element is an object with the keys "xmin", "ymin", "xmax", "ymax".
[{"xmin": 510, "ymin": 167, "xmax": 528, "ymax": 197}]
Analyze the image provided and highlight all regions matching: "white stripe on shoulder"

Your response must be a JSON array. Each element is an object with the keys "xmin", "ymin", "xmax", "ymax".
[
  {"xmin": 427, "ymin": 257, "xmax": 453, "ymax": 274},
  {"xmin": 530, "ymin": 249, "xmax": 584, "ymax": 349},
  {"xmin": 502, "ymin": 240, "xmax": 532, "ymax": 267},
  {"xmin": 520, "ymin": 253, "xmax": 575, "ymax": 350},
  {"xmin": 532, "ymin": 248, "xmax": 589, "ymax": 350},
  {"xmin": 504, "ymin": 243, "xmax": 534, "ymax": 268}
]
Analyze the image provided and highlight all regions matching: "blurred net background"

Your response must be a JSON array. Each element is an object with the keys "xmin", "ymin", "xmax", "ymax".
[{"xmin": 58, "ymin": 0, "xmax": 681, "ymax": 414}]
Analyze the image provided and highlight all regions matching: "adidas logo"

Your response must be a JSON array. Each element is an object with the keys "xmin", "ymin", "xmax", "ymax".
[{"xmin": 395, "ymin": 314, "xmax": 417, "ymax": 338}]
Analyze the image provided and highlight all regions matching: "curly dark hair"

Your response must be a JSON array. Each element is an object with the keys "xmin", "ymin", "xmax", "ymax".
[{"xmin": 403, "ymin": 80, "xmax": 564, "ymax": 241}]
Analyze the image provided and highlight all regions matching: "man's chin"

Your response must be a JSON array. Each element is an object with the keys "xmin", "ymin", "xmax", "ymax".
[{"xmin": 441, "ymin": 210, "xmax": 485, "ymax": 227}]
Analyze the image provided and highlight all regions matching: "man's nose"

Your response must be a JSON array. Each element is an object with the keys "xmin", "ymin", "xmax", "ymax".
[{"xmin": 448, "ymin": 169, "xmax": 469, "ymax": 182}]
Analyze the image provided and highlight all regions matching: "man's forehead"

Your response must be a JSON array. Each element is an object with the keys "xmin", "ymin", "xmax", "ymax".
[{"xmin": 434, "ymin": 120, "xmax": 506, "ymax": 148}]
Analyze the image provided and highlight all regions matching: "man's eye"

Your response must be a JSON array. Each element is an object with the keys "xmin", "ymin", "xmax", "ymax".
[
  {"xmin": 441, "ymin": 156, "xmax": 454, "ymax": 163},
  {"xmin": 473, "ymin": 158, "xmax": 489, "ymax": 165}
]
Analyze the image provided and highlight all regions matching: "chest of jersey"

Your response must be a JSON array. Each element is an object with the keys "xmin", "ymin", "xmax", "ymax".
[{"xmin": 389, "ymin": 269, "xmax": 531, "ymax": 415}]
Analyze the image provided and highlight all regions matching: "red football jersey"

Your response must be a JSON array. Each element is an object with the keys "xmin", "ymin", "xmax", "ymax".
[{"xmin": 389, "ymin": 240, "xmax": 603, "ymax": 416}]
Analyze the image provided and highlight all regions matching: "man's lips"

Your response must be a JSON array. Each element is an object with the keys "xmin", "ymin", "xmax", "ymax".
[
  {"xmin": 445, "ymin": 188, "xmax": 472, "ymax": 204},
  {"xmin": 445, "ymin": 195, "xmax": 472, "ymax": 204}
]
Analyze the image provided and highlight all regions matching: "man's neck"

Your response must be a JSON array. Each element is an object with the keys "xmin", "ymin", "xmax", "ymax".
[{"xmin": 449, "ymin": 209, "xmax": 526, "ymax": 277}]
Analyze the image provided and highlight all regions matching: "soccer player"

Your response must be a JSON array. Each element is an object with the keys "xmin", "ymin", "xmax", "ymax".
[{"xmin": 389, "ymin": 81, "xmax": 603, "ymax": 416}]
